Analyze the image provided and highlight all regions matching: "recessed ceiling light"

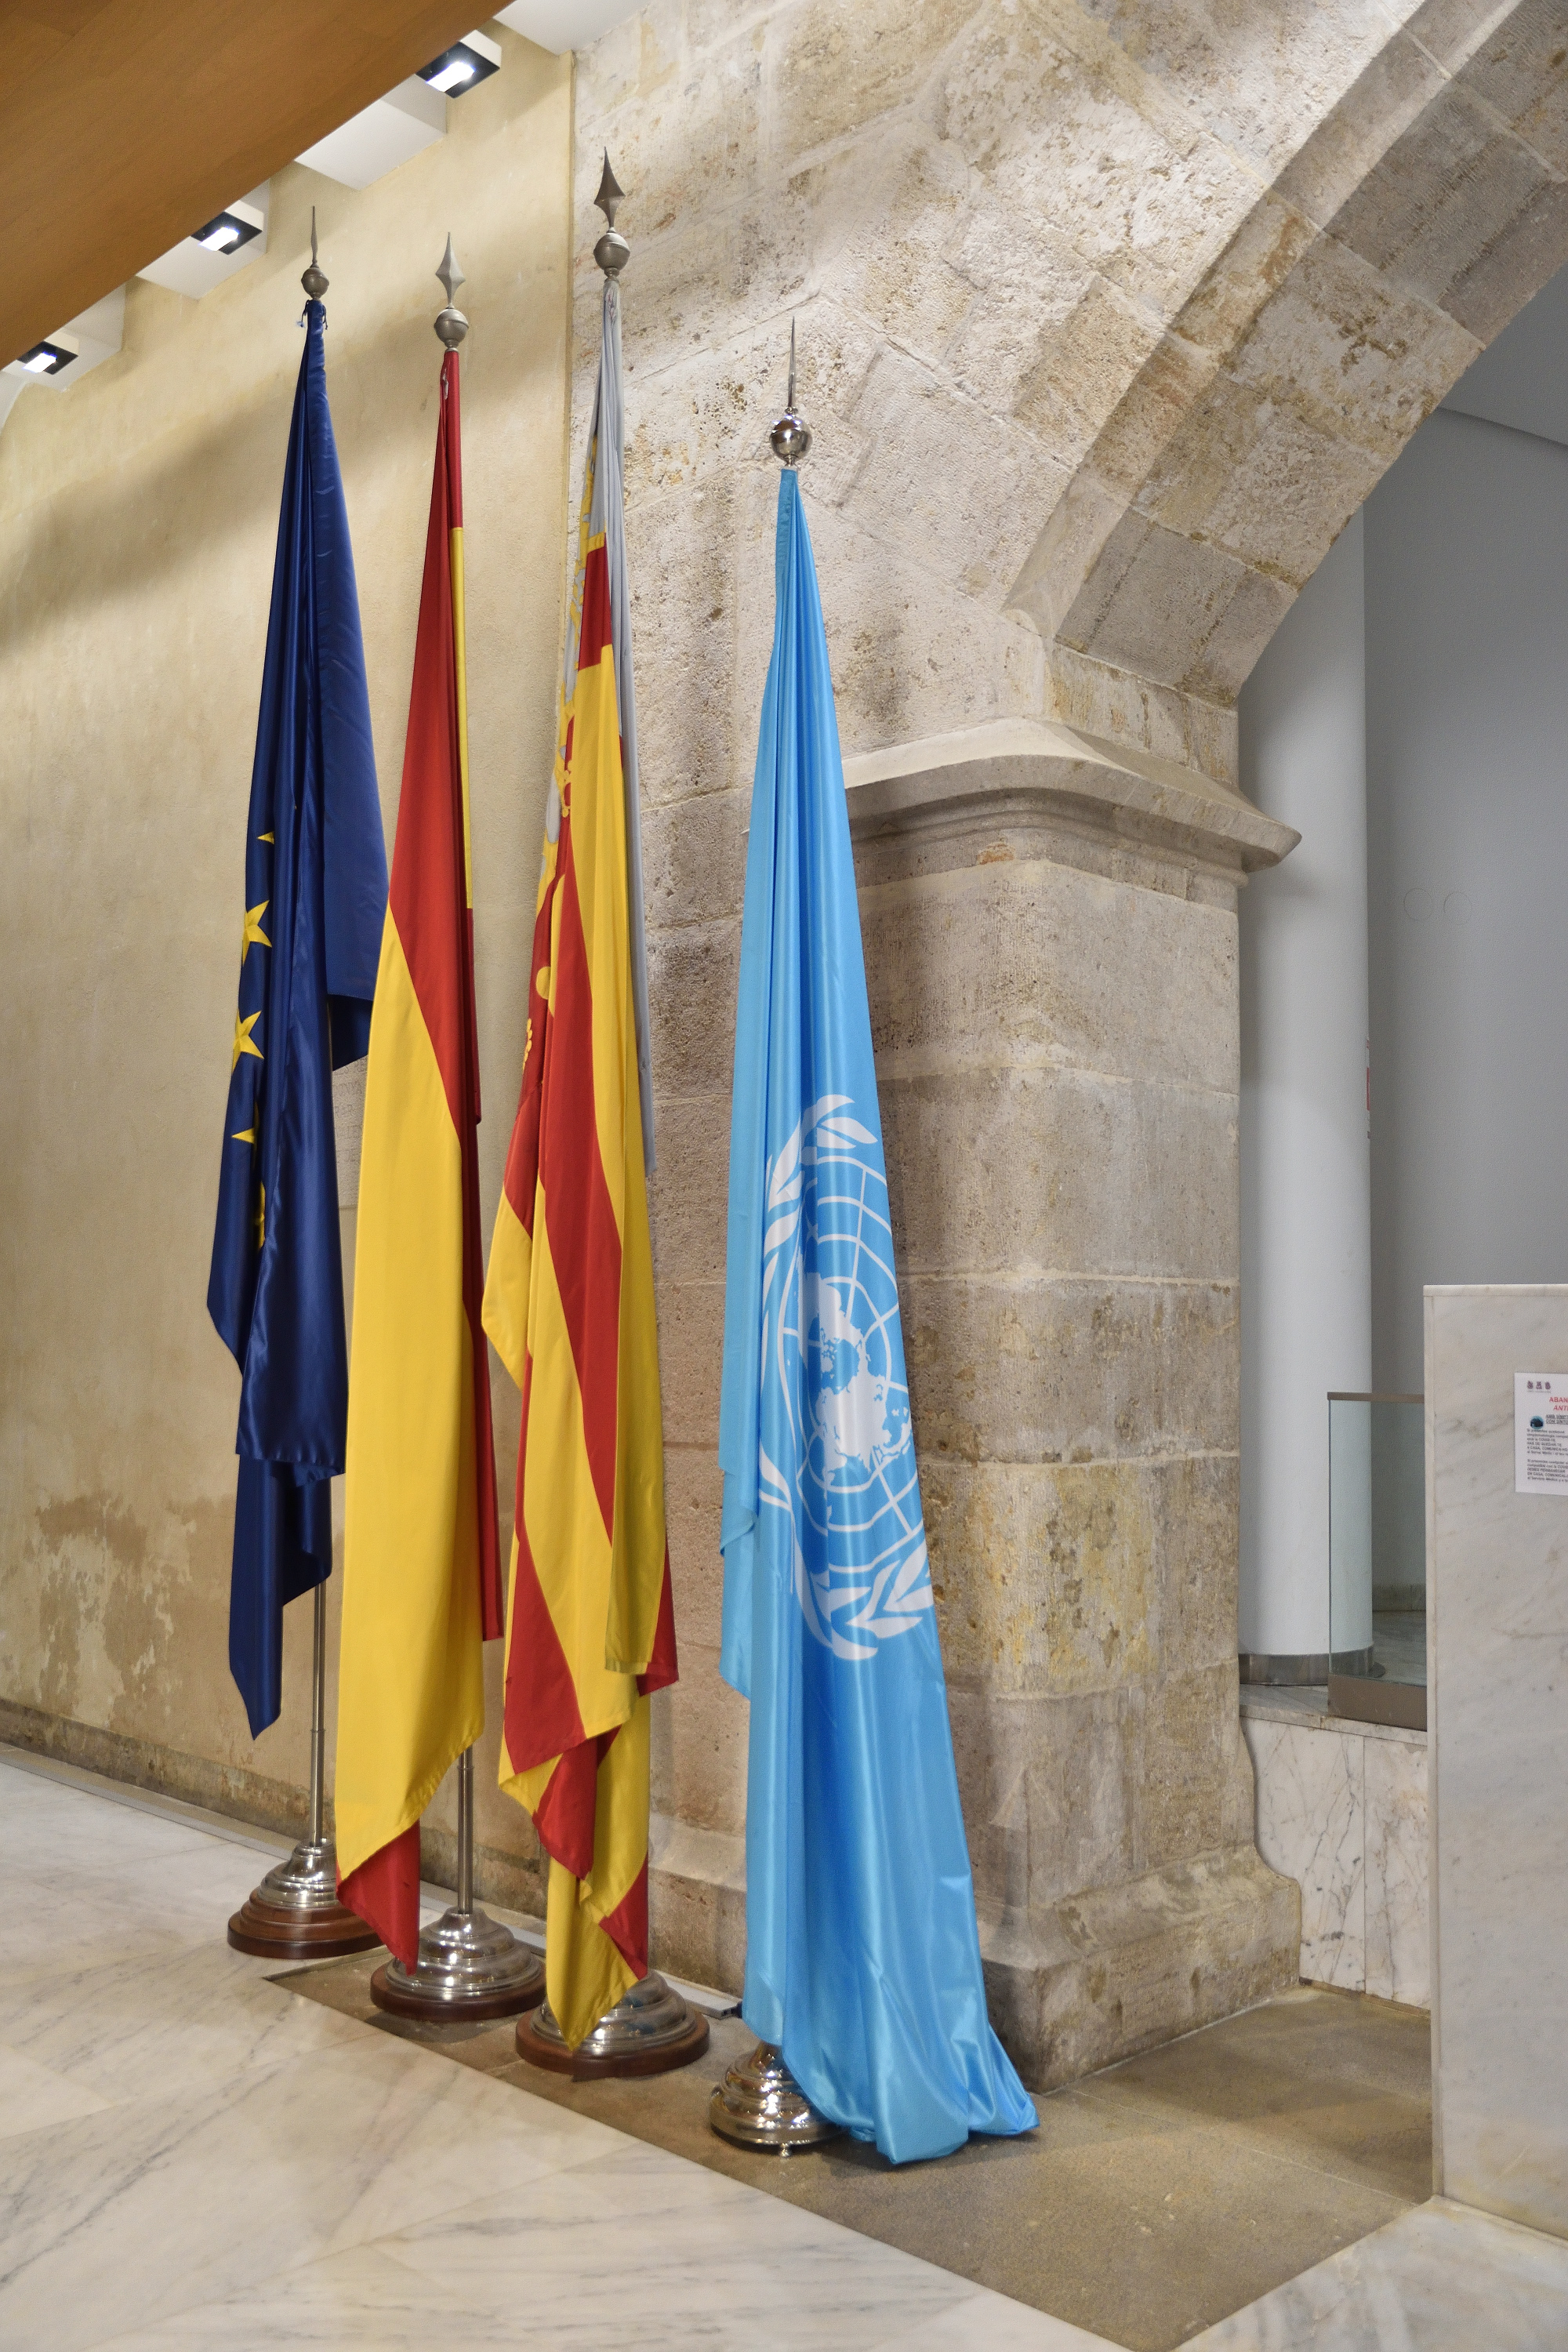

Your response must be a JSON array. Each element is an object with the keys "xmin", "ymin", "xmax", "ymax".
[
  {"xmin": 18, "ymin": 339, "xmax": 74, "ymax": 375},
  {"xmin": 192, "ymin": 210, "xmax": 262, "ymax": 256},
  {"xmin": 418, "ymin": 38, "xmax": 499, "ymax": 96}
]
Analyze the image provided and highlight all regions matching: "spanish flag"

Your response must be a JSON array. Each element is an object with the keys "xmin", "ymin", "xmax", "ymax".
[
  {"xmin": 335, "ymin": 350, "xmax": 502, "ymax": 1965},
  {"xmin": 482, "ymin": 278, "xmax": 674, "ymax": 2049}
]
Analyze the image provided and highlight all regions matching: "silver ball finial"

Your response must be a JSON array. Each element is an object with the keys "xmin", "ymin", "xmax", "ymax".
[
  {"xmin": 434, "ymin": 234, "xmax": 468, "ymax": 349},
  {"xmin": 769, "ymin": 318, "xmax": 811, "ymax": 466},
  {"xmin": 302, "ymin": 206, "xmax": 328, "ymax": 301},
  {"xmin": 594, "ymin": 151, "xmax": 630, "ymax": 280}
]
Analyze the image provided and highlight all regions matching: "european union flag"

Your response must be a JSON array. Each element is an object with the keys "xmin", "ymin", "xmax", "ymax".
[
  {"xmin": 717, "ymin": 469, "xmax": 1036, "ymax": 2163},
  {"xmin": 209, "ymin": 299, "xmax": 387, "ymax": 1740}
]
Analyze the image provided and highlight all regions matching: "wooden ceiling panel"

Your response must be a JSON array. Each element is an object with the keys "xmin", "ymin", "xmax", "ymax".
[{"xmin": 0, "ymin": 0, "xmax": 489, "ymax": 365}]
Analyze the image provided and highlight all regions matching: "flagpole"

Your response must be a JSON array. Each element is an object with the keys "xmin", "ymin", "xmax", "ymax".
[
  {"xmin": 370, "ymin": 1740, "xmax": 544, "ymax": 2020},
  {"xmin": 227, "ymin": 212, "xmax": 387, "ymax": 1967},
  {"xmin": 358, "ymin": 237, "xmax": 541, "ymax": 2022},
  {"xmin": 229, "ymin": 1580, "xmax": 379, "ymax": 1958},
  {"xmin": 709, "ymin": 328, "xmax": 840, "ymax": 2151}
]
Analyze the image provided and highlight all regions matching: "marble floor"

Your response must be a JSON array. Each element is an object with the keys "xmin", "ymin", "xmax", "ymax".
[
  {"xmin": 1186, "ymin": 2198, "xmax": 1568, "ymax": 2349},
  {"xmin": 4, "ymin": 1743, "xmax": 1566, "ymax": 2352},
  {"xmin": 288, "ymin": 1950, "xmax": 1436, "ymax": 2349},
  {"xmin": 0, "ymin": 1749, "xmax": 1103, "ymax": 2352}
]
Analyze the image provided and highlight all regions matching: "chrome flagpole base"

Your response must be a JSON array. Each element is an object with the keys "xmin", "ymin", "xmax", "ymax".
[
  {"xmin": 228, "ymin": 1836, "xmax": 380, "ymax": 1961},
  {"xmin": 710, "ymin": 2040, "xmax": 841, "ymax": 2153},
  {"xmin": 515, "ymin": 1971, "xmax": 710, "ymax": 2078},
  {"xmin": 370, "ymin": 1904, "xmax": 544, "ymax": 2023}
]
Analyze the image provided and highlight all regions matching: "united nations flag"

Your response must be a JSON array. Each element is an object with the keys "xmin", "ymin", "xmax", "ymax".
[
  {"xmin": 717, "ymin": 467, "xmax": 1036, "ymax": 2162},
  {"xmin": 207, "ymin": 299, "xmax": 387, "ymax": 1740}
]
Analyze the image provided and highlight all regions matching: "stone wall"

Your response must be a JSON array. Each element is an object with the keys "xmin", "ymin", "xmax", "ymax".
[
  {"xmin": 0, "ymin": 31, "xmax": 573, "ymax": 1895},
  {"xmin": 578, "ymin": 0, "xmax": 1568, "ymax": 2079},
  {"xmin": 10, "ymin": 1, "xmax": 1568, "ymax": 2090}
]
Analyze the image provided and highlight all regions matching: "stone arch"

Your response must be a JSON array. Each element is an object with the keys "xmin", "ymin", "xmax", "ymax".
[
  {"xmin": 1009, "ymin": 1, "xmax": 1568, "ymax": 780},
  {"xmin": 577, "ymin": 0, "xmax": 1568, "ymax": 2081},
  {"xmin": 585, "ymin": 2, "xmax": 1568, "ymax": 818}
]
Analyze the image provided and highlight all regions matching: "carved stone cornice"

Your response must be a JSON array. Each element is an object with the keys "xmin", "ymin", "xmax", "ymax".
[{"xmin": 843, "ymin": 719, "xmax": 1299, "ymax": 881}]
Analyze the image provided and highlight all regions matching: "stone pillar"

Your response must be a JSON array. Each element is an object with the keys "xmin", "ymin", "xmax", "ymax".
[
  {"xmin": 843, "ymin": 723, "xmax": 1301, "ymax": 2085},
  {"xmin": 1237, "ymin": 517, "xmax": 1372, "ymax": 1681}
]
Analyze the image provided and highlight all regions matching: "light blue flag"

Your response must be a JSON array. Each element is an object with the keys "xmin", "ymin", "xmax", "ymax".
[{"xmin": 717, "ymin": 470, "xmax": 1036, "ymax": 2165}]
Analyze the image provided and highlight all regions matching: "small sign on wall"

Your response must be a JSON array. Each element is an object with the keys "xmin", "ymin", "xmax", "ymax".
[{"xmin": 1515, "ymin": 1374, "xmax": 1568, "ymax": 1492}]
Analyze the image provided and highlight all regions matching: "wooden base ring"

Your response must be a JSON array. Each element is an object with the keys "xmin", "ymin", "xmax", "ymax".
[
  {"xmin": 228, "ymin": 1895, "xmax": 381, "ymax": 1962},
  {"xmin": 514, "ymin": 2005, "xmax": 710, "ymax": 2078},
  {"xmin": 370, "ymin": 1958, "xmax": 545, "ymax": 2024}
]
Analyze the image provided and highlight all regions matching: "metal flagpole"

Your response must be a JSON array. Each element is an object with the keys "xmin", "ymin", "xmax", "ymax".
[
  {"xmin": 708, "ymin": 325, "xmax": 840, "ymax": 2153},
  {"xmin": 370, "ymin": 1741, "xmax": 543, "ymax": 2020},
  {"xmin": 229, "ymin": 1576, "xmax": 380, "ymax": 1959},
  {"xmin": 509, "ymin": 156, "xmax": 706, "ymax": 2083},
  {"xmin": 227, "ymin": 212, "xmax": 387, "ymax": 1967},
  {"xmin": 361, "ymin": 234, "xmax": 543, "ymax": 2024}
]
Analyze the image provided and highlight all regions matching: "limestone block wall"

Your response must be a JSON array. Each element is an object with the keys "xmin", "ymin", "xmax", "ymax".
[
  {"xmin": 0, "ymin": 33, "xmax": 574, "ymax": 1889},
  {"xmin": 10, "ymin": 0, "xmax": 1568, "ymax": 2090},
  {"xmin": 579, "ymin": 0, "xmax": 1568, "ymax": 2078}
]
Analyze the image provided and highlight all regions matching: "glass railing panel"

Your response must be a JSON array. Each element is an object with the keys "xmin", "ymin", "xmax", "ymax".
[{"xmin": 1328, "ymin": 1393, "xmax": 1425, "ymax": 1729}]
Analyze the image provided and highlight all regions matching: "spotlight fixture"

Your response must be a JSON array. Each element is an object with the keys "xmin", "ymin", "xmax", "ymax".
[
  {"xmin": 193, "ymin": 210, "xmax": 262, "ymax": 255},
  {"xmin": 417, "ymin": 30, "xmax": 501, "ymax": 95},
  {"xmin": 17, "ymin": 339, "xmax": 74, "ymax": 376}
]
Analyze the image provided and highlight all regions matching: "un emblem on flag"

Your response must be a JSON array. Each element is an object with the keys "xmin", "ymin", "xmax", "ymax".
[{"xmin": 759, "ymin": 1096, "xmax": 935, "ymax": 1662}]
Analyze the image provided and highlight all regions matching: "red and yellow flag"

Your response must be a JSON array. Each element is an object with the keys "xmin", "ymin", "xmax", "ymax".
[
  {"xmin": 335, "ymin": 352, "xmax": 502, "ymax": 1965},
  {"xmin": 483, "ymin": 403, "xmax": 673, "ymax": 2050}
]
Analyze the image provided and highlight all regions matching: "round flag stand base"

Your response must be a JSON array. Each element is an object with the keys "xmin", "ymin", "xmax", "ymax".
[
  {"xmin": 369, "ymin": 1904, "xmax": 544, "ymax": 2024},
  {"xmin": 709, "ymin": 2041, "xmax": 842, "ymax": 2154},
  {"xmin": 228, "ymin": 1836, "xmax": 381, "ymax": 1962},
  {"xmin": 515, "ymin": 1973, "xmax": 710, "ymax": 2078}
]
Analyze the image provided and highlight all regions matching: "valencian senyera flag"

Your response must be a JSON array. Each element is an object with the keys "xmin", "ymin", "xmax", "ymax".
[
  {"xmin": 717, "ymin": 468, "xmax": 1036, "ymax": 2164},
  {"xmin": 481, "ymin": 274, "xmax": 674, "ymax": 2049},
  {"xmin": 208, "ymin": 296, "xmax": 387, "ymax": 1743},
  {"xmin": 334, "ymin": 346, "xmax": 502, "ymax": 1965}
]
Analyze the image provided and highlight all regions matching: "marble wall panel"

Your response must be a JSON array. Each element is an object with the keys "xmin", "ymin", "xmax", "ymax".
[
  {"xmin": 1364, "ymin": 1733, "xmax": 1429, "ymax": 2009},
  {"xmin": 1245, "ymin": 1714, "xmax": 1364, "ymax": 1990},
  {"xmin": 1428, "ymin": 1285, "xmax": 1568, "ymax": 2237},
  {"xmin": 1243, "ymin": 1701, "xmax": 1430, "ymax": 2005}
]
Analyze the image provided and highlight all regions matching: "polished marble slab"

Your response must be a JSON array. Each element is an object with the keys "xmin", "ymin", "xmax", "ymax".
[
  {"xmin": 1363, "ymin": 1737, "xmax": 1428, "ymax": 2008},
  {"xmin": 0, "ymin": 1936, "xmax": 366, "ymax": 2111},
  {"xmin": 1185, "ymin": 2196, "xmax": 1568, "ymax": 2348},
  {"xmin": 0, "ymin": 2027, "xmax": 626, "ymax": 2352},
  {"xmin": 1243, "ymin": 1706, "xmax": 1428, "ymax": 2004},
  {"xmin": 1428, "ymin": 1287, "xmax": 1568, "ymax": 2236},
  {"xmin": 0, "ymin": 2044, "xmax": 112, "ymax": 2142},
  {"xmin": 0, "ymin": 1756, "xmax": 1110, "ymax": 2352},
  {"xmin": 1244, "ymin": 1715, "xmax": 1363, "ymax": 1987}
]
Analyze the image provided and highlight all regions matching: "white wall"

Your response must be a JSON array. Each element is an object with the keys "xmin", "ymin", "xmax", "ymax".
[
  {"xmin": 1238, "ymin": 516, "xmax": 1372, "ymax": 1664},
  {"xmin": 1365, "ymin": 410, "xmax": 1568, "ymax": 1396}
]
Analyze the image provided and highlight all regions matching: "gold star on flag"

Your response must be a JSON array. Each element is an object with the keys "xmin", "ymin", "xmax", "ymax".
[
  {"xmin": 232, "ymin": 1011, "xmax": 263, "ymax": 1070},
  {"xmin": 231, "ymin": 1123, "xmax": 258, "ymax": 1147},
  {"xmin": 258, "ymin": 831, "xmax": 274, "ymax": 844},
  {"xmin": 241, "ymin": 901, "xmax": 270, "ymax": 964},
  {"xmin": 254, "ymin": 1183, "xmax": 266, "ymax": 1249}
]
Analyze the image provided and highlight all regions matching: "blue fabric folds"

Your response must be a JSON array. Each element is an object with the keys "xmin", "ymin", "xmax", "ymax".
[
  {"xmin": 208, "ymin": 302, "xmax": 387, "ymax": 1740},
  {"xmin": 717, "ymin": 471, "xmax": 1036, "ymax": 2164}
]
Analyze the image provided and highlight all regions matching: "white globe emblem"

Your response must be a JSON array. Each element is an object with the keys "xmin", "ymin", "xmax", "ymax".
[{"xmin": 757, "ymin": 1096, "xmax": 934, "ymax": 1661}]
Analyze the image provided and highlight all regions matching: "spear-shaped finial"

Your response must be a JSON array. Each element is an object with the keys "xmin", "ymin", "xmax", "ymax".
[
  {"xmin": 769, "ymin": 318, "xmax": 811, "ymax": 467},
  {"xmin": 594, "ymin": 151, "xmax": 630, "ymax": 281},
  {"xmin": 301, "ymin": 205, "xmax": 328, "ymax": 301},
  {"xmin": 434, "ymin": 234, "xmax": 468, "ymax": 349}
]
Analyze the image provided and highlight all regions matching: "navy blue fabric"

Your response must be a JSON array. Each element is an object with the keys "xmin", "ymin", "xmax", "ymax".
[{"xmin": 208, "ymin": 303, "xmax": 387, "ymax": 1739}]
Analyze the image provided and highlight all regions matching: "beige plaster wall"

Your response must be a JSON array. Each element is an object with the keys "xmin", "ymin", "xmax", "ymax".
[{"xmin": 0, "ymin": 30, "xmax": 573, "ymax": 1890}]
